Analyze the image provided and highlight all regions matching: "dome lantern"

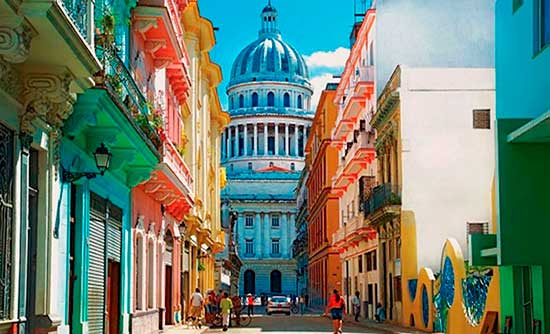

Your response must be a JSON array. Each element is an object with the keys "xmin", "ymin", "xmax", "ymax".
[{"xmin": 260, "ymin": 0, "xmax": 279, "ymax": 36}]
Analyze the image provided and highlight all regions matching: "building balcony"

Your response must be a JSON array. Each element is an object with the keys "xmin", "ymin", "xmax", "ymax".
[
  {"xmin": 363, "ymin": 183, "xmax": 401, "ymax": 225},
  {"xmin": 133, "ymin": 0, "xmax": 191, "ymax": 95},
  {"xmin": 333, "ymin": 66, "xmax": 375, "ymax": 141},
  {"xmin": 332, "ymin": 218, "xmax": 377, "ymax": 252}
]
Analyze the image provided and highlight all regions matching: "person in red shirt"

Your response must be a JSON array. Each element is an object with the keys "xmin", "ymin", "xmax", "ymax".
[
  {"xmin": 246, "ymin": 294, "xmax": 255, "ymax": 316},
  {"xmin": 324, "ymin": 289, "xmax": 345, "ymax": 334}
]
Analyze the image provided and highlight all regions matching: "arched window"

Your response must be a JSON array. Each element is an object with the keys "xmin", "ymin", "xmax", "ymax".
[
  {"xmin": 290, "ymin": 163, "xmax": 295, "ymax": 171},
  {"xmin": 239, "ymin": 94, "xmax": 244, "ymax": 108},
  {"xmin": 270, "ymin": 270, "xmax": 282, "ymax": 293},
  {"xmin": 252, "ymin": 92, "xmax": 259, "ymax": 107},
  {"xmin": 244, "ymin": 270, "xmax": 256, "ymax": 294},
  {"xmin": 147, "ymin": 238, "xmax": 155, "ymax": 308},
  {"xmin": 136, "ymin": 235, "xmax": 145, "ymax": 310},
  {"xmin": 297, "ymin": 95, "xmax": 303, "ymax": 109},
  {"xmin": 283, "ymin": 92, "xmax": 290, "ymax": 107},
  {"xmin": 267, "ymin": 91, "xmax": 275, "ymax": 106}
]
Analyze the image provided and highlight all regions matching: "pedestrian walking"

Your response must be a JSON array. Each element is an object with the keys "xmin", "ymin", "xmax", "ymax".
[
  {"xmin": 247, "ymin": 293, "xmax": 255, "ymax": 316},
  {"xmin": 351, "ymin": 291, "xmax": 361, "ymax": 322},
  {"xmin": 298, "ymin": 295, "xmax": 306, "ymax": 315},
  {"xmin": 220, "ymin": 292, "xmax": 233, "ymax": 332},
  {"xmin": 324, "ymin": 289, "xmax": 345, "ymax": 334},
  {"xmin": 375, "ymin": 302, "xmax": 386, "ymax": 323},
  {"xmin": 188, "ymin": 288, "xmax": 204, "ymax": 328}
]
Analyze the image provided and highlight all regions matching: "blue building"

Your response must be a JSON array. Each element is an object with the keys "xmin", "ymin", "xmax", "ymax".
[{"xmin": 220, "ymin": 1, "xmax": 313, "ymax": 297}]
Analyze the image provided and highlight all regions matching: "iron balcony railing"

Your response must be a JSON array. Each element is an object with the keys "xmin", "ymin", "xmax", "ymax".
[
  {"xmin": 363, "ymin": 183, "xmax": 401, "ymax": 217},
  {"xmin": 59, "ymin": 0, "xmax": 92, "ymax": 42}
]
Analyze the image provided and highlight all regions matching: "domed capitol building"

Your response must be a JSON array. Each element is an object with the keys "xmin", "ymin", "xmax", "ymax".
[{"xmin": 221, "ymin": 1, "xmax": 313, "ymax": 297}]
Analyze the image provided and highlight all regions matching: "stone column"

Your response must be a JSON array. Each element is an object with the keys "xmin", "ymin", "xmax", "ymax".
[
  {"xmin": 227, "ymin": 126, "xmax": 232, "ymax": 158},
  {"xmin": 284, "ymin": 123, "xmax": 289, "ymax": 156},
  {"xmin": 274, "ymin": 123, "xmax": 279, "ymax": 155},
  {"xmin": 303, "ymin": 126, "xmax": 308, "ymax": 155},
  {"xmin": 243, "ymin": 123, "xmax": 248, "ymax": 156},
  {"xmin": 255, "ymin": 213, "xmax": 262, "ymax": 257},
  {"xmin": 221, "ymin": 131, "xmax": 226, "ymax": 160},
  {"xmin": 264, "ymin": 123, "xmax": 268, "ymax": 155},
  {"xmin": 253, "ymin": 123, "xmax": 258, "ymax": 156},
  {"xmin": 235, "ymin": 125, "xmax": 240, "ymax": 156},
  {"xmin": 282, "ymin": 213, "xmax": 288, "ymax": 257},
  {"xmin": 294, "ymin": 125, "xmax": 299, "ymax": 157}
]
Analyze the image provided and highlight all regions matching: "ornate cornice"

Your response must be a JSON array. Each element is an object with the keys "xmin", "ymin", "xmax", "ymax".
[
  {"xmin": 0, "ymin": 58, "xmax": 22, "ymax": 100},
  {"xmin": 0, "ymin": 19, "xmax": 36, "ymax": 64}
]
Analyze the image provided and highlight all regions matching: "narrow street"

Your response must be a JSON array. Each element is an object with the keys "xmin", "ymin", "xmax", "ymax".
[{"xmin": 203, "ymin": 315, "xmax": 388, "ymax": 334}]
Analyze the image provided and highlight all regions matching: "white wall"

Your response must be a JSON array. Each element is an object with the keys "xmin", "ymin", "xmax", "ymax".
[{"xmin": 399, "ymin": 67, "xmax": 495, "ymax": 270}]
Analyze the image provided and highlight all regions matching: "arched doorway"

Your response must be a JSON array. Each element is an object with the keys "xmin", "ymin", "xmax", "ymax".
[
  {"xmin": 270, "ymin": 270, "xmax": 282, "ymax": 293},
  {"xmin": 244, "ymin": 270, "xmax": 256, "ymax": 294}
]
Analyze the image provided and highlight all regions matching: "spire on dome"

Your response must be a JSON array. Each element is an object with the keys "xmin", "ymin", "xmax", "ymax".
[{"xmin": 260, "ymin": 0, "xmax": 279, "ymax": 36}]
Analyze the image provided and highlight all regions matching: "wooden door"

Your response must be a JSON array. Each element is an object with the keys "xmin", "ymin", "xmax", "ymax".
[
  {"xmin": 106, "ymin": 260, "xmax": 121, "ymax": 334},
  {"xmin": 165, "ymin": 266, "xmax": 172, "ymax": 325}
]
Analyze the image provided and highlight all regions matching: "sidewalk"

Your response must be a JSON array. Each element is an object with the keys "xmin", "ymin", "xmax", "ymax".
[
  {"xmin": 344, "ymin": 315, "xmax": 429, "ymax": 334},
  {"xmin": 161, "ymin": 324, "xmax": 208, "ymax": 334}
]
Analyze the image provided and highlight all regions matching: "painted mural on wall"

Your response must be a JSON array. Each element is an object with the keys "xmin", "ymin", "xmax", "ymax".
[{"xmin": 404, "ymin": 239, "xmax": 500, "ymax": 334}]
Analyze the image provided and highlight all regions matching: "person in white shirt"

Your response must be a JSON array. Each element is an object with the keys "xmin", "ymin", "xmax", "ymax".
[
  {"xmin": 189, "ymin": 288, "xmax": 204, "ymax": 328},
  {"xmin": 351, "ymin": 291, "xmax": 361, "ymax": 322}
]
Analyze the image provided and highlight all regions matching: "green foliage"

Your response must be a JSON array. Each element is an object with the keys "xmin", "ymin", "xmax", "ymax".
[{"xmin": 197, "ymin": 262, "xmax": 205, "ymax": 272}]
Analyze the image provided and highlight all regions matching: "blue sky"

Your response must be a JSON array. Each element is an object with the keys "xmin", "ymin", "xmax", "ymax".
[{"xmin": 200, "ymin": 0, "xmax": 356, "ymax": 109}]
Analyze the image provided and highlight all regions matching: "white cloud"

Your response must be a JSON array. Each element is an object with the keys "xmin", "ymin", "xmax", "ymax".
[
  {"xmin": 310, "ymin": 73, "xmax": 339, "ymax": 110},
  {"xmin": 304, "ymin": 47, "xmax": 350, "ymax": 69}
]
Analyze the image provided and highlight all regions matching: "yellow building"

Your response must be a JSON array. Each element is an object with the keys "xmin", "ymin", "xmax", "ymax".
[{"xmin": 181, "ymin": 0, "xmax": 230, "ymax": 310}]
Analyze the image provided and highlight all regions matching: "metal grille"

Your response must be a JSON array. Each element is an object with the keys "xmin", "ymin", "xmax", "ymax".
[
  {"xmin": 473, "ymin": 109, "xmax": 491, "ymax": 129},
  {"xmin": 88, "ymin": 206, "xmax": 106, "ymax": 334},
  {"xmin": 0, "ymin": 123, "xmax": 14, "ymax": 320}
]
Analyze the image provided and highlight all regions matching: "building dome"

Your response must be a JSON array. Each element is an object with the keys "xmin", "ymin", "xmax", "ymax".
[{"xmin": 228, "ymin": 2, "xmax": 310, "ymax": 87}]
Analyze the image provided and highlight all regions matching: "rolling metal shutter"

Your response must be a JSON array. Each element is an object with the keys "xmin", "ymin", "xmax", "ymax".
[
  {"xmin": 88, "ymin": 193, "xmax": 107, "ymax": 334},
  {"xmin": 107, "ymin": 205, "xmax": 122, "ymax": 262}
]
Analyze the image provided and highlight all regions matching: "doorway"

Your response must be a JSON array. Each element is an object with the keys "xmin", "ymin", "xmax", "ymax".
[
  {"xmin": 520, "ymin": 266, "xmax": 534, "ymax": 334},
  {"xmin": 106, "ymin": 260, "xmax": 121, "ymax": 334},
  {"xmin": 25, "ymin": 148, "xmax": 39, "ymax": 334},
  {"xmin": 244, "ymin": 270, "xmax": 256, "ymax": 294},
  {"xmin": 165, "ymin": 265, "xmax": 173, "ymax": 325}
]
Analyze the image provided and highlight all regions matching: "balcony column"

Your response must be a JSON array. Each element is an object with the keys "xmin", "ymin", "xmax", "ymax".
[
  {"xmin": 253, "ymin": 123, "xmax": 258, "ymax": 156},
  {"xmin": 255, "ymin": 212, "xmax": 262, "ymax": 257},
  {"xmin": 290, "ymin": 213, "xmax": 296, "ymax": 247},
  {"xmin": 227, "ymin": 126, "xmax": 232, "ymax": 158},
  {"xmin": 285, "ymin": 123, "xmax": 289, "ymax": 156},
  {"xmin": 243, "ymin": 123, "xmax": 248, "ymax": 156},
  {"xmin": 274, "ymin": 123, "xmax": 279, "ymax": 155},
  {"xmin": 264, "ymin": 123, "xmax": 268, "ymax": 156},
  {"xmin": 294, "ymin": 124, "xmax": 299, "ymax": 157}
]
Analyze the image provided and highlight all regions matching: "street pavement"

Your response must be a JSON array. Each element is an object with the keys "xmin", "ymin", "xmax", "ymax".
[{"xmin": 202, "ymin": 314, "xmax": 391, "ymax": 334}]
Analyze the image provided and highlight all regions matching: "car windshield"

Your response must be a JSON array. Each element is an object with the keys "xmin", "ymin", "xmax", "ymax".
[{"xmin": 271, "ymin": 297, "xmax": 287, "ymax": 303}]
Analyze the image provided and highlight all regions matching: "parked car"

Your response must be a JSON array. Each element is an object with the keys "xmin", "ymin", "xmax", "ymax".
[{"xmin": 266, "ymin": 296, "xmax": 291, "ymax": 315}]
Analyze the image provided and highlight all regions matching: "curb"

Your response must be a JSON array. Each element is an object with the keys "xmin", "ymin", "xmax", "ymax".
[{"xmin": 343, "ymin": 316, "xmax": 429, "ymax": 334}]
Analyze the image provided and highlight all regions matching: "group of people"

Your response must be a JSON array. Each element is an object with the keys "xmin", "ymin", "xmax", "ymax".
[
  {"xmin": 188, "ymin": 288, "xmax": 238, "ymax": 332},
  {"xmin": 325, "ymin": 290, "xmax": 386, "ymax": 334}
]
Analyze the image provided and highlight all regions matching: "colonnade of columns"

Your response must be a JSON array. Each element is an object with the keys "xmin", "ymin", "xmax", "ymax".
[{"xmin": 221, "ymin": 122, "xmax": 310, "ymax": 160}]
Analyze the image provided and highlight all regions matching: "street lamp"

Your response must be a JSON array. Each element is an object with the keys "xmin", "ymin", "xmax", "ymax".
[{"xmin": 62, "ymin": 143, "xmax": 112, "ymax": 183}]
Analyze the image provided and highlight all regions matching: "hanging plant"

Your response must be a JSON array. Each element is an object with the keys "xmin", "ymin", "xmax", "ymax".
[{"xmin": 197, "ymin": 262, "xmax": 206, "ymax": 272}]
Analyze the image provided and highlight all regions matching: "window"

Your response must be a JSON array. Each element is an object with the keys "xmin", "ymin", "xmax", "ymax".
[
  {"xmin": 394, "ymin": 276, "xmax": 402, "ymax": 302},
  {"xmin": 270, "ymin": 270, "xmax": 282, "ymax": 292},
  {"xmin": 473, "ymin": 109, "xmax": 491, "ymax": 129},
  {"xmin": 271, "ymin": 239, "xmax": 280, "ymax": 254},
  {"xmin": 245, "ymin": 239, "xmax": 254, "ymax": 255},
  {"xmin": 252, "ymin": 92, "xmax": 259, "ymax": 107},
  {"xmin": 245, "ymin": 214, "xmax": 254, "ymax": 227},
  {"xmin": 290, "ymin": 163, "xmax": 295, "ymax": 171},
  {"xmin": 358, "ymin": 255, "xmax": 363, "ymax": 273},
  {"xmin": 283, "ymin": 92, "xmax": 290, "ymax": 107},
  {"xmin": 297, "ymin": 95, "xmax": 303, "ymax": 109},
  {"xmin": 239, "ymin": 94, "xmax": 244, "ymax": 108},
  {"xmin": 372, "ymin": 250, "xmax": 377, "ymax": 270},
  {"xmin": 248, "ymin": 162, "xmax": 253, "ymax": 170},
  {"xmin": 271, "ymin": 214, "xmax": 280, "ymax": 228},
  {"xmin": 267, "ymin": 91, "xmax": 275, "ymax": 106},
  {"xmin": 541, "ymin": 0, "xmax": 550, "ymax": 48},
  {"xmin": 366, "ymin": 252, "xmax": 372, "ymax": 271}
]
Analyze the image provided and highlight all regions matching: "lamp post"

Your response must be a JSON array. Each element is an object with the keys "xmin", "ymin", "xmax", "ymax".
[{"xmin": 62, "ymin": 143, "xmax": 112, "ymax": 183}]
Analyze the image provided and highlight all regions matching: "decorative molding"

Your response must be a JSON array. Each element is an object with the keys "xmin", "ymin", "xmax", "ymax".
[
  {"xmin": 136, "ymin": 215, "xmax": 145, "ymax": 230},
  {"xmin": 0, "ymin": 58, "xmax": 21, "ymax": 100},
  {"xmin": 153, "ymin": 57, "xmax": 172, "ymax": 69},
  {"xmin": 20, "ymin": 71, "xmax": 76, "ymax": 177},
  {"xmin": 133, "ymin": 18, "xmax": 158, "ymax": 34},
  {"xmin": 144, "ymin": 39, "xmax": 167, "ymax": 54},
  {"xmin": 0, "ymin": 20, "xmax": 36, "ymax": 63}
]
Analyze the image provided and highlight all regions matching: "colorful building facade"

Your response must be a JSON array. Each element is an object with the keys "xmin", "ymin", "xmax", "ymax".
[
  {"xmin": 330, "ymin": 8, "xmax": 378, "ymax": 318},
  {"xmin": 0, "ymin": 1, "xmax": 226, "ymax": 334},
  {"xmin": 293, "ymin": 168, "xmax": 309, "ymax": 298},
  {"xmin": 305, "ymin": 84, "xmax": 342, "ymax": 308},
  {"xmin": 370, "ymin": 66, "xmax": 498, "ymax": 330},
  {"xmin": 220, "ymin": 2, "xmax": 312, "ymax": 297},
  {"xmin": 470, "ymin": 0, "xmax": 550, "ymax": 332}
]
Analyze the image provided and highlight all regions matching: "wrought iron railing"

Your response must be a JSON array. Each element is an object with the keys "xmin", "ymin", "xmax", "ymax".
[
  {"xmin": 363, "ymin": 183, "xmax": 401, "ymax": 217},
  {"xmin": 59, "ymin": 0, "xmax": 90, "ymax": 40}
]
